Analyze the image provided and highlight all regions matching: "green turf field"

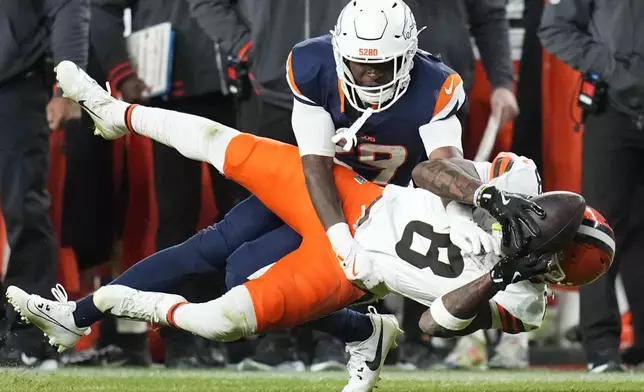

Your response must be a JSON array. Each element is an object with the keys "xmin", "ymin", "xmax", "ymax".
[{"xmin": 0, "ymin": 368, "xmax": 643, "ymax": 392}]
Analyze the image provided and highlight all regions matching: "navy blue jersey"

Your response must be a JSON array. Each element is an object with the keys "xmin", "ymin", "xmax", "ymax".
[{"xmin": 287, "ymin": 35, "xmax": 465, "ymax": 186}]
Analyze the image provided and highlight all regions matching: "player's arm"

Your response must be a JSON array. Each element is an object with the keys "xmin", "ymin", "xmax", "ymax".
[
  {"xmin": 287, "ymin": 50, "xmax": 382, "ymax": 289},
  {"xmin": 292, "ymin": 99, "xmax": 381, "ymax": 289},
  {"xmin": 302, "ymin": 158, "xmax": 344, "ymax": 229},
  {"xmin": 419, "ymin": 273, "xmax": 495, "ymax": 338},
  {"xmin": 411, "ymin": 72, "xmax": 482, "ymax": 204},
  {"xmin": 292, "ymin": 99, "xmax": 345, "ymax": 229},
  {"xmin": 419, "ymin": 253, "xmax": 550, "ymax": 338},
  {"xmin": 286, "ymin": 50, "xmax": 345, "ymax": 230},
  {"xmin": 412, "ymin": 74, "xmax": 545, "ymax": 251},
  {"xmin": 415, "ymin": 147, "xmax": 546, "ymax": 251},
  {"xmin": 414, "ymin": 145, "xmax": 483, "ymax": 205}
]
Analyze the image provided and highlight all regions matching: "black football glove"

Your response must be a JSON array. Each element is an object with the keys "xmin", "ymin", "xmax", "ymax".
[
  {"xmin": 475, "ymin": 185, "xmax": 546, "ymax": 252},
  {"xmin": 489, "ymin": 252, "xmax": 552, "ymax": 291}
]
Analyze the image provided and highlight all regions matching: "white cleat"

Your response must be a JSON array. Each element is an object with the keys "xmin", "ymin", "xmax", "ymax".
[
  {"xmin": 342, "ymin": 307, "xmax": 403, "ymax": 392},
  {"xmin": 5, "ymin": 284, "xmax": 91, "ymax": 353},
  {"xmin": 487, "ymin": 332, "xmax": 529, "ymax": 369},
  {"xmin": 442, "ymin": 331, "xmax": 488, "ymax": 369},
  {"xmin": 93, "ymin": 285, "xmax": 187, "ymax": 325},
  {"xmin": 54, "ymin": 60, "xmax": 130, "ymax": 140}
]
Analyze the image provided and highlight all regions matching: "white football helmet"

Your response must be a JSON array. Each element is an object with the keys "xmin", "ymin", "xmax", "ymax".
[{"xmin": 332, "ymin": 0, "xmax": 419, "ymax": 112}]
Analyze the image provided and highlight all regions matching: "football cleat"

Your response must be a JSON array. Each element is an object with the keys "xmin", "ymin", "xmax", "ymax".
[
  {"xmin": 487, "ymin": 332, "xmax": 529, "ymax": 369},
  {"xmin": 93, "ymin": 285, "xmax": 187, "ymax": 325},
  {"xmin": 5, "ymin": 284, "xmax": 91, "ymax": 353},
  {"xmin": 54, "ymin": 60, "xmax": 130, "ymax": 140},
  {"xmin": 236, "ymin": 333, "xmax": 306, "ymax": 372},
  {"xmin": 442, "ymin": 331, "xmax": 488, "ymax": 369},
  {"xmin": 310, "ymin": 335, "xmax": 348, "ymax": 372},
  {"xmin": 342, "ymin": 307, "xmax": 403, "ymax": 392}
]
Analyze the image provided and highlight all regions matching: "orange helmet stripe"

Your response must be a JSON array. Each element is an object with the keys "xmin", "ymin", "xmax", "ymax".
[{"xmin": 490, "ymin": 152, "xmax": 518, "ymax": 179}]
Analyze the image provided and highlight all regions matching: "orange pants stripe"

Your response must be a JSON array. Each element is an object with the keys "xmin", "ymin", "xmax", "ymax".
[{"xmin": 223, "ymin": 134, "xmax": 381, "ymax": 332}]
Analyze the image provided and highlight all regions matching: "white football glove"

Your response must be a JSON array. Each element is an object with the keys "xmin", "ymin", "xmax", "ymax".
[
  {"xmin": 450, "ymin": 219, "xmax": 501, "ymax": 256},
  {"xmin": 327, "ymin": 222, "xmax": 383, "ymax": 290},
  {"xmin": 445, "ymin": 201, "xmax": 501, "ymax": 256}
]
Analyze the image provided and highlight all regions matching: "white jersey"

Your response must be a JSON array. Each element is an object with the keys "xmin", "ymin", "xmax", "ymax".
[{"xmin": 354, "ymin": 159, "xmax": 547, "ymax": 329}]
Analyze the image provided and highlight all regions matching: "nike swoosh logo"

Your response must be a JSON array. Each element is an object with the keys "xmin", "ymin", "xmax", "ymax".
[
  {"xmin": 444, "ymin": 77, "xmax": 454, "ymax": 95},
  {"xmin": 26, "ymin": 299, "xmax": 83, "ymax": 337},
  {"xmin": 352, "ymin": 255, "xmax": 359, "ymax": 277},
  {"xmin": 365, "ymin": 318, "xmax": 384, "ymax": 371},
  {"xmin": 78, "ymin": 100, "xmax": 103, "ymax": 120},
  {"xmin": 500, "ymin": 192, "xmax": 510, "ymax": 206},
  {"xmin": 512, "ymin": 271, "xmax": 522, "ymax": 282}
]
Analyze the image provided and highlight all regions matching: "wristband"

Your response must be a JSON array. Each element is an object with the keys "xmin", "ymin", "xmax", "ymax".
[
  {"xmin": 429, "ymin": 296, "xmax": 476, "ymax": 331},
  {"xmin": 326, "ymin": 222, "xmax": 354, "ymax": 259},
  {"xmin": 473, "ymin": 184, "xmax": 495, "ymax": 207}
]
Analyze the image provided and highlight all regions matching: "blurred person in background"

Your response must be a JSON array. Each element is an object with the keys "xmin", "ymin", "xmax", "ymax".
[
  {"xmin": 0, "ymin": 0, "xmax": 89, "ymax": 368},
  {"xmin": 408, "ymin": 0, "xmax": 519, "ymax": 128},
  {"xmin": 89, "ymin": 0, "xmax": 247, "ymax": 368},
  {"xmin": 540, "ymin": 0, "xmax": 644, "ymax": 372},
  {"xmin": 512, "ymin": 0, "xmax": 545, "ymax": 172},
  {"xmin": 185, "ymin": 0, "xmax": 351, "ymax": 371},
  {"xmin": 396, "ymin": 0, "xmax": 521, "ymax": 369}
]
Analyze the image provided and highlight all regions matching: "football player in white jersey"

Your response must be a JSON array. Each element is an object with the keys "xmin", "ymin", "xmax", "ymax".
[
  {"xmin": 8, "ymin": 63, "xmax": 614, "ymax": 392},
  {"xmin": 358, "ymin": 153, "xmax": 551, "ymax": 336}
]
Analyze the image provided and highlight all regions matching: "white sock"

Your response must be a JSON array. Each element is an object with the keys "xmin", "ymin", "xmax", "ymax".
[
  {"xmin": 129, "ymin": 105, "xmax": 240, "ymax": 173},
  {"xmin": 168, "ymin": 286, "xmax": 257, "ymax": 342}
]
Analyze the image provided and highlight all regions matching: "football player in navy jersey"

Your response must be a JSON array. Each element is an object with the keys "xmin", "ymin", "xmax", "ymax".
[
  {"xmin": 4, "ymin": 1, "xmax": 546, "ymax": 390},
  {"xmin": 286, "ymin": 0, "xmax": 544, "ymax": 291}
]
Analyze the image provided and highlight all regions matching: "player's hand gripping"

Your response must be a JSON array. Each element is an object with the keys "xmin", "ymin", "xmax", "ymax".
[
  {"xmin": 327, "ymin": 223, "xmax": 384, "ymax": 291},
  {"xmin": 449, "ymin": 217, "xmax": 501, "ymax": 256},
  {"xmin": 474, "ymin": 185, "xmax": 546, "ymax": 252},
  {"xmin": 489, "ymin": 252, "xmax": 553, "ymax": 291}
]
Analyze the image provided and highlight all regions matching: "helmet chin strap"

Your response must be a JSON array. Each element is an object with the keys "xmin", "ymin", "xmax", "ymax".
[{"xmin": 331, "ymin": 107, "xmax": 374, "ymax": 152}]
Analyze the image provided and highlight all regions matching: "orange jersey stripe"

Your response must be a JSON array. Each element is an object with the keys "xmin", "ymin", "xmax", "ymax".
[
  {"xmin": 496, "ymin": 303, "xmax": 526, "ymax": 334},
  {"xmin": 496, "ymin": 302, "xmax": 510, "ymax": 332},
  {"xmin": 286, "ymin": 51, "xmax": 303, "ymax": 96},
  {"xmin": 433, "ymin": 73, "xmax": 463, "ymax": 117},
  {"xmin": 337, "ymin": 80, "xmax": 345, "ymax": 113}
]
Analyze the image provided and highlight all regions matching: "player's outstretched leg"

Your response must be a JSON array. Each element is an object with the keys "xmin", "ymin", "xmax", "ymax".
[
  {"xmin": 56, "ymin": 60, "xmax": 312, "ymax": 233},
  {"xmin": 55, "ymin": 60, "xmax": 239, "ymax": 174},
  {"xmin": 91, "ymin": 285, "xmax": 257, "ymax": 343},
  {"xmin": 5, "ymin": 195, "xmax": 282, "ymax": 352},
  {"xmin": 57, "ymin": 61, "xmax": 381, "ymax": 236}
]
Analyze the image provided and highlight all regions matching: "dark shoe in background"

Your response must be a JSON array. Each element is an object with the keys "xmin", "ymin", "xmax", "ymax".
[
  {"xmin": 310, "ymin": 335, "xmax": 347, "ymax": 372},
  {"xmin": 237, "ymin": 333, "xmax": 305, "ymax": 371}
]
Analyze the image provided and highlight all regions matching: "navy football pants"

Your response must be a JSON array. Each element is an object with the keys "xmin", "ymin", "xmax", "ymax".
[{"xmin": 73, "ymin": 195, "xmax": 373, "ymax": 343}]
